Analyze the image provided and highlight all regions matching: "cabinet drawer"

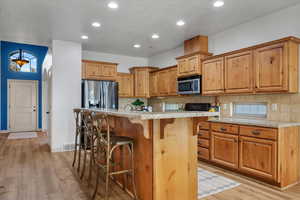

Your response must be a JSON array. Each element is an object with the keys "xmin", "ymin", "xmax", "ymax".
[
  {"xmin": 198, "ymin": 130, "xmax": 210, "ymax": 139},
  {"xmin": 212, "ymin": 123, "xmax": 239, "ymax": 135},
  {"xmin": 198, "ymin": 138, "xmax": 209, "ymax": 148},
  {"xmin": 240, "ymin": 126, "xmax": 277, "ymax": 140},
  {"xmin": 198, "ymin": 147, "xmax": 210, "ymax": 160},
  {"xmin": 198, "ymin": 121, "xmax": 210, "ymax": 130}
]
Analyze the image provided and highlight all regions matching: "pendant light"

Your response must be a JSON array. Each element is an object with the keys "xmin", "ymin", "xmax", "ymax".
[{"xmin": 12, "ymin": 49, "xmax": 29, "ymax": 67}]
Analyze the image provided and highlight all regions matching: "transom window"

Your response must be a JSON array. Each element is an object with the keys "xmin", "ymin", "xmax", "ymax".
[
  {"xmin": 233, "ymin": 102, "xmax": 267, "ymax": 119},
  {"xmin": 9, "ymin": 50, "xmax": 38, "ymax": 73}
]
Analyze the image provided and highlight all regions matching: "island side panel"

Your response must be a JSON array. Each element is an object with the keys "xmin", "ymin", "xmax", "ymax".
[
  {"xmin": 153, "ymin": 118, "xmax": 198, "ymax": 200},
  {"xmin": 113, "ymin": 117, "xmax": 153, "ymax": 200}
]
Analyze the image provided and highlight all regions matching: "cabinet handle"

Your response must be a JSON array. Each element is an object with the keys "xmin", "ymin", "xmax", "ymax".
[
  {"xmin": 234, "ymin": 138, "xmax": 238, "ymax": 143},
  {"xmin": 270, "ymin": 57, "xmax": 275, "ymax": 64},
  {"xmin": 220, "ymin": 127, "xmax": 227, "ymax": 131},
  {"xmin": 252, "ymin": 130, "xmax": 261, "ymax": 135}
]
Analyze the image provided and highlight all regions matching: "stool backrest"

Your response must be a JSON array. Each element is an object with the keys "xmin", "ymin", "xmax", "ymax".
[
  {"xmin": 73, "ymin": 108, "xmax": 82, "ymax": 127},
  {"xmin": 92, "ymin": 113, "xmax": 111, "ymax": 145}
]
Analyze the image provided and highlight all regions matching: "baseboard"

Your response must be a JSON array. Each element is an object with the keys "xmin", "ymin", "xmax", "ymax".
[{"xmin": 0, "ymin": 130, "xmax": 9, "ymax": 134}]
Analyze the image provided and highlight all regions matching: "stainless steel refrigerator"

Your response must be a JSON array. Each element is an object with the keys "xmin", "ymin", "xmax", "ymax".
[{"xmin": 82, "ymin": 80, "xmax": 118, "ymax": 109}]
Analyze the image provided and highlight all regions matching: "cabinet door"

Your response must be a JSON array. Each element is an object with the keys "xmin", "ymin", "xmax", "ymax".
[
  {"xmin": 100, "ymin": 63, "xmax": 117, "ymax": 78},
  {"xmin": 202, "ymin": 57, "xmax": 224, "ymax": 95},
  {"xmin": 211, "ymin": 132, "xmax": 239, "ymax": 169},
  {"xmin": 239, "ymin": 136, "xmax": 277, "ymax": 181},
  {"xmin": 150, "ymin": 72, "xmax": 158, "ymax": 97},
  {"xmin": 186, "ymin": 55, "xmax": 200, "ymax": 73},
  {"xmin": 134, "ymin": 69, "xmax": 149, "ymax": 97},
  {"xmin": 157, "ymin": 70, "xmax": 169, "ymax": 95},
  {"xmin": 254, "ymin": 42, "xmax": 288, "ymax": 92},
  {"xmin": 117, "ymin": 73, "xmax": 134, "ymax": 97},
  {"xmin": 225, "ymin": 51, "xmax": 253, "ymax": 93},
  {"xmin": 168, "ymin": 68, "xmax": 178, "ymax": 95},
  {"xmin": 177, "ymin": 59, "xmax": 188, "ymax": 75},
  {"xmin": 85, "ymin": 62, "xmax": 101, "ymax": 79}
]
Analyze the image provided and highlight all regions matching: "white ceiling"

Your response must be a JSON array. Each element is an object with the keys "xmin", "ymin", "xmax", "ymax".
[{"xmin": 1, "ymin": 0, "xmax": 300, "ymax": 57}]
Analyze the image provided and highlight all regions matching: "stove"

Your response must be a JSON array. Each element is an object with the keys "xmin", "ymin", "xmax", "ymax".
[{"xmin": 185, "ymin": 103, "xmax": 211, "ymax": 112}]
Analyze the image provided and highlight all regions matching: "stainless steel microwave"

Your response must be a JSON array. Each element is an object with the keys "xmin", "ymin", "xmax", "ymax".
[{"xmin": 177, "ymin": 76, "xmax": 201, "ymax": 94}]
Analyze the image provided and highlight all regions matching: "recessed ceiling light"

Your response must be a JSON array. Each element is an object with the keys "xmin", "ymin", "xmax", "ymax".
[
  {"xmin": 176, "ymin": 20, "xmax": 185, "ymax": 26},
  {"xmin": 152, "ymin": 34, "xmax": 160, "ymax": 39},
  {"xmin": 213, "ymin": 0, "xmax": 224, "ymax": 7},
  {"xmin": 92, "ymin": 22, "xmax": 101, "ymax": 27},
  {"xmin": 81, "ymin": 35, "xmax": 88, "ymax": 40},
  {"xmin": 133, "ymin": 44, "xmax": 141, "ymax": 48},
  {"xmin": 108, "ymin": 1, "xmax": 119, "ymax": 9}
]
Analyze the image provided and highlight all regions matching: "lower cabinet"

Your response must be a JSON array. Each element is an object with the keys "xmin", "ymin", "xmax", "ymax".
[
  {"xmin": 239, "ymin": 136, "xmax": 277, "ymax": 181},
  {"xmin": 211, "ymin": 132, "xmax": 239, "ymax": 169}
]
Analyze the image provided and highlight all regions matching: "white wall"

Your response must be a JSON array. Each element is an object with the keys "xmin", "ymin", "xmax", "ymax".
[
  {"xmin": 51, "ymin": 40, "xmax": 81, "ymax": 152},
  {"xmin": 82, "ymin": 50, "xmax": 148, "ymax": 72},
  {"xmin": 148, "ymin": 46, "xmax": 183, "ymax": 68},
  {"xmin": 148, "ymin": 3, "xmax": 300, "ymax": 67}
]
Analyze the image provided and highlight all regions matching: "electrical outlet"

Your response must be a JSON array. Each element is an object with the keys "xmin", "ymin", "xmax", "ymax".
[{"xmin": 271, "ymin": 104, "xmax": 278, "ymax": 112}]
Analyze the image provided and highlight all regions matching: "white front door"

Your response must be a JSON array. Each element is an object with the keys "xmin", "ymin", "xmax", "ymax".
[{"xmin": 9, "ymin": 80, "xmax": 38, "ymax": 132}]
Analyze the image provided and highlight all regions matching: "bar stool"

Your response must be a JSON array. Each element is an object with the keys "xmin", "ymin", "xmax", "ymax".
[
  {"xmin": 72, "ymin": 108, "xmax": 83, "ymax": 173},
  {"xmin": 92, "ymin": 113, "xmax": 138, "ymax": 200},
  {"xmin": 80, "ymin": 110, "xmax": 96, "ymax": 181}
]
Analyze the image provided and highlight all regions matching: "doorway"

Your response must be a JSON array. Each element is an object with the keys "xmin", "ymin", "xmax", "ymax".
[{"xmin": 8, "ymin": 79, "xmax": 38, "ymax": 132}]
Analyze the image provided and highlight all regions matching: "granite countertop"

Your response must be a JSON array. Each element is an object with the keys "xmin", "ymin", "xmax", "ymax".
[
  {"xmin": 209, "ymin": 117, "xmax": 300, "ymax": 128},
  {"xmin": 80, "ymin": 108, "xmax": 220, "ymax": 120}
]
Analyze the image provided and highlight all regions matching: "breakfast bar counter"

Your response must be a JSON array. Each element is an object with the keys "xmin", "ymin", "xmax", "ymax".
[{"xmin": 82, "ymin": 109, "xmax": 219, "ymax": 200}]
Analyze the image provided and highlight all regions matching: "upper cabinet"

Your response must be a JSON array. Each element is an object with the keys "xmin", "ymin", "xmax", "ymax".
[
  {"xmin": 150, "ymin": 66, "xmax": 178, "ymax": 97},
  {"xmin": 202, "ymin": 57, "xmax": 224, "ymax": 95},
  {"xmin": 177, "ymin": 35, "xmax": 212, "ymax": 78},
  {"xmin": 130, "ymin": 67, "xmax": 159, "ymax": 98},
  {"xmin": 225, "ymin": 51, "xmax": 253, "ymax": 94},
  {"xmin": 176, "ymin": 53, "xmax": 211, "ymax": 77},
  {"xmin": 254, "ymin": 42, "xmax": 296, "ymax": 93},
  {"xmin": 117, "ymin": 73, "xmax": 134, "ymax": 97},
  {"xmin": 202, "ymin": 36, "xmax": 300, "ymax": 95},
  {"xmin": 149, "ymin": 72, "xmax": 159, "ymax": 97},
  {"xmin": 82, "ymin": 60, "xmax": 118, "ymax": 80}
]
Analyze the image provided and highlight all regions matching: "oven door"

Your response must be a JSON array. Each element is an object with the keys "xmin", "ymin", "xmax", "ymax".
[{"xmin": 178, "ymin": 79, "xmax": 200, "ymax": 94}]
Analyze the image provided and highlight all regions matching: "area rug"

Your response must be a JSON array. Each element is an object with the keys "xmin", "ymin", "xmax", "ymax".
[
  {"xmin": 8, "ymin": 132, "xmax": 38, "ymax": 140},
  {"xmin": 198, "ymin": 168, "xmax": 240, "ymax": 198}
]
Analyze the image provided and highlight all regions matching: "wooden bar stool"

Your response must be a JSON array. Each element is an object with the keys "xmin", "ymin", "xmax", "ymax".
[
  {"xmin": 72, "ymin": 108, "xmax": 84, "ymax": 173},
  {"xmin": 80, "ymin": 110, "xmax": 96, "ymax": 181},
  {"xmin": 92, "ymin": 114, "xmax": 138, "ymax": 200}
]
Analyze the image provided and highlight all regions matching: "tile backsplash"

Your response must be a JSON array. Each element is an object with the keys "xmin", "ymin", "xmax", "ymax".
[
  {"xmin": 119, "ymin": 98, "xmax": 148, "ymax": 110},
  {"xmin": 149, "ymin": 93, "xmax": 300, "ymax": 122}
]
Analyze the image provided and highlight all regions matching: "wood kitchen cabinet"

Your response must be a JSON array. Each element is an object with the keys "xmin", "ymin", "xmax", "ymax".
[
  {"xmin": 202, "ymin": 37, "xmax": 300, "ymax": 96},
  {"xmin": 150, "ymin": 66, "xmax": 178, "ymax": 97},
  {"xmin": 225, "ymin": 51, "xmax": 253, "ymax": 93},
  {"xmin": 254, "ymin": 41, "xmax": 298, "ymax": 93},
  {"xmin": 239, "ymin": 136, "xmax": 277, "ymax": 181},
  {"xmin": 202, "ymin": 57, "xmax": 224, "ymax": 95},
  {"xmin": 176, "ymin": 53, "xmax": 211, "ymax": 77},
  {"xmin": 82, "ymin": 60, "xmax": 118, "ymax": 80},
  {"xmin": 157, "ymin": 70, "xmax": 169, "ymax": 95},
  {"xmin": 116, "ymin": 73, "xmax": 134, "ymax": 97},
  {"xmin": 168, "ymin": 67, "xmax": 178, "ymax": 95},
  {"xmin": 130, "ymin": 67, "xmax": 158, "ymax": 98},
  {"xmin": 149, "ymin": 72, "xmax": 159, "ymax": 96},
  {"xmin": 211, "ymin": 132, "xmax": 239, "ymax": 169},
  {"xmin": 205, "ymin": 122, "xmax": 300, "ymax": 188}
]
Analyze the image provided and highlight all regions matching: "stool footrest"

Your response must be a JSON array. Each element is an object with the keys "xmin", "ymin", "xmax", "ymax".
[{"xmin": 110, "ymin": 169, "xmax": 133, "ymax": 176}]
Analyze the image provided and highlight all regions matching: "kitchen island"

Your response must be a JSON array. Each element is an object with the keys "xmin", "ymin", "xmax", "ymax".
[{"xmin": 82, "ymin": 109, "xmax": 219, "ymax": 200}]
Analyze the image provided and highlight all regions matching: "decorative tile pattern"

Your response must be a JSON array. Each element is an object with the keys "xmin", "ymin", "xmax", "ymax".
[
  {"xmin": 198, "ymin": 168, "xmax": 240, "ymax": 199},
  {"xmin": 8, "ymin": 132, "xmax": 37, "ymax": 139}
]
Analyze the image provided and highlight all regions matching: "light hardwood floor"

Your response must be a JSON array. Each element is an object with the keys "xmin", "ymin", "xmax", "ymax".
[{"xmin": 0, "ymin": 133, "xmax": 299, "ymax": 200}]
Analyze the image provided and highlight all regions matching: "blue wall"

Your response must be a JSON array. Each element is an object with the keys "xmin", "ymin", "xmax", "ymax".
[{"xmin": 0, "ymin": 41, "xmax": 48, "ymax": 130}]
